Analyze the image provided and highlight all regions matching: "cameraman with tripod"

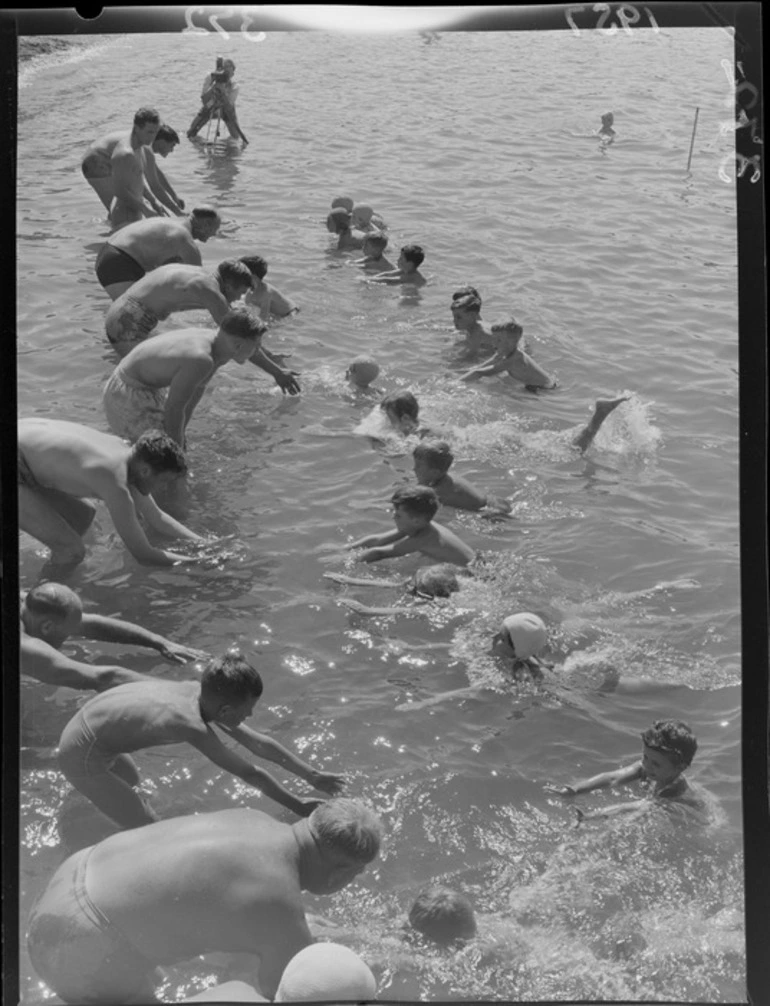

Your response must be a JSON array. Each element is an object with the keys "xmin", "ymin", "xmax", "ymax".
[{"xmin": 187, "ymin": 58, "xmax": 249, "ymax": 145}]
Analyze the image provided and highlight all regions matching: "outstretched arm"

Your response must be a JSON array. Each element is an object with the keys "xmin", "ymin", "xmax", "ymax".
[
  {"xmin": 22, "ymin": 635, "xmax": 151, "ymax": 691},
  {"xmin": 101, "ymin": 483, "xmax": 198, "ymax": 565},
  {"xmin": 548, "ymin": 761, "xmax": 643, "ymax": 796},
  {"xmin": 219, "ymin": 723, "xmax": 346, "ymax": 794},
  {"xmin": 78, "ymin": 614, "xmax": 206, "ymax": 663},
  {"xmin": 348, "ymin": 528, "xmax": 405, "ymax": 550},
  {"xmin": 131, "ymin": 488, "xmax": 204, "ymax": 542},
  {"xmin": 247, "ymin": 344, "xmax": 301, "ymax": 395}
]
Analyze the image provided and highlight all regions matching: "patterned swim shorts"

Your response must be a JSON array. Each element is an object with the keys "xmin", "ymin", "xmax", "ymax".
[
  {"xmin": 102, "ymin": 367, "xmax": 167, "ymax": 442},
  {"xmin": 104, "ymin": 294, "xmax": 159, "ymax": 349}
]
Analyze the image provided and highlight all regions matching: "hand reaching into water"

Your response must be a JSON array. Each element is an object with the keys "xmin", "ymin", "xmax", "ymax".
[
  {"xmin": 311, "ymin": 771, "xmax": 346, "ymax": 796},
  {"xmin": 545, "ymin": 783, "xmax": 577, "ymax": 797},
  {"xmin": 157, "ymin": 641, "xmax": 209, "ymax": 665}
]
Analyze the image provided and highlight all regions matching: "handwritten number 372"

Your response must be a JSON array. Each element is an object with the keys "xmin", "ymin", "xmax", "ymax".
[
  {"xmin": 183, "ymin": 7, "xmax": 266, "ymax": 41},
  {"xmin": 565, "ymin": 4, "xmax": 660, "ymax": 35}
]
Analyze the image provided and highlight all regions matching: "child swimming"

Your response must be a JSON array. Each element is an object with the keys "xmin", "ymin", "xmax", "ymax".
[
  {"xmin": 346, "ymin": 356, "xmax": 381, "ymax": 391},
  {"xmin": 460, "ymin": 316, "xmax": 556, "ymax": 391},
  {"xmin": 413, "ymin": 440, "xmax": 512, "ymax": 514}
]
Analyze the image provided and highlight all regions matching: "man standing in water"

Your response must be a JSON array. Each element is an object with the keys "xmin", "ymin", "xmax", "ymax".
[
  {"xmin": 188, "ymin": 58, "xmax": 249, "ymax": 144},
  {"xmin": 94, "ymin": 206, "xmax": 222, "ymax": 300},
  {"xmin": 27, "ymin": 798, "xmax": 382, "ymax": 1003},
  {"xmin": 18, "ymin": 418, "xmax": 203, "ymax": 570},
  {"xmin": 81, "ymin": 107, "xmax": 165, "ymax": 219}
]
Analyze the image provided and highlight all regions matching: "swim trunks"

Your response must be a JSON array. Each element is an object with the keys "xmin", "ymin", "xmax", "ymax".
[
  {"xmin": 102, "ymin": 367, "xmax": 167, "ymax": 443},
  {"xmin": 104, "ymin": 293, "xmax": 159, "ymax": 350},
  {"xmin": 58, "ymin": 706, "xmax": 157, "ymax": 828},
  {"xmin": 95, "ymin": 244, "xmax": 146, "ymax": 289},
  {"xmin": 81, "ymin": 150, "xmax": 112, "ymax": 180},
  {"xmin": 27, "ymin": 845, "xmax": 157, "ymax": 1004}
]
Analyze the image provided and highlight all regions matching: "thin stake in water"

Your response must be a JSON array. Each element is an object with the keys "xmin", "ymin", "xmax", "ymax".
[{"xmin": 686, "ymin": 106, "xmax": 700, "ymax": 172}]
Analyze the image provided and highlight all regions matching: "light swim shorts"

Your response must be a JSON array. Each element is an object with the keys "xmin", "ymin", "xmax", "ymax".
[
  {"xmin": 104, "ymin": 293, "xmax": 159, "ymax": 349},
  {"xmin": 102, "ymin": 367, "xmax": 167, "ymax": 442},
  {"xmin": 27, "ymin": 845, "xmax": 157, "ymax": 1004}
]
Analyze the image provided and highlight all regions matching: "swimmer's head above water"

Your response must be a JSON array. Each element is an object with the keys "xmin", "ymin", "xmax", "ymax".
[
  {"xmin": 413, "ymin": 439, "xmax": 453, "ymax": 485},
  {"xmin": 490, "ymin": 316, "xmax": 524, "ymax": 354},
  {"xmin": 238, "ymin": 254, "xmax": 268, "ymax": 281},
  {"xmin": 351, "ymin": 204, "xmax": 374, "ymax": 229},
  {"xmin": 492, "ymin": 612, "xmax": 548, "ymax": 665},
  {"xmin": 326, "ymin": 207, "xmax": 351, "ymax": 234},
  {"xmin": 331, "ymin": 195, "xmax": 354, "ymax": 213},
  {"xmin": 362, "ymin": 232, "xmax": 388, "ymax": 257},
  {"xmin": 380, "ymin": 389, "xmax": 420, "ymax": 433},
  {"xmin": 199, "ymin": 652, "xmax": 264, "ymax": 728},
  {"xmin": 391, "ymin": 485, "xmax": 440, "ymax": 534},
  {"xmin": 601, "ymin": 111, "xmax": 614, "ymax": 127},
  {"xmin": 346, "ymin": 355, "xmax": 380, "ymax": 389},
  {"xmin": 22, "ymin": 582, "xmax": 83, "ymax": 648},
  {"xmin": 451, "ymin": 292, "xmax": 482, "ymax": 330},
  {"xmin": 215, "ymin": 259, "xmax": 255, "ymax": 302},
  {"xmin": 408, "ymin": 886, "xmax": 478, "ymax": 945},
  {"xmin": 275, "ymin": 942, "xmax": 377, "ymax": 1002},
  {"xmin": 640, "ymin": 719, "xmax": 697, "ymax": 786},
  {"xmin": 409, "ymin": 564, "xmax": 460, "ymax": 599}
]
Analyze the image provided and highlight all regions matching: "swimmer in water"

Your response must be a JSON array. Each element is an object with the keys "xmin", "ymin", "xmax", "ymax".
[
  {"xmin": 103, "ymin": 259, "xmax": 253, "ymax": 356},
  {"xmin": 238, "ymin": 255, "xmax": 299, "ymax": 322},
  {"xmin": 351, "ymin": 203, "xmax": 387, "ymax": 232},
  {"xmin": 325, "ymin": 563, "xmax": 461, "ymax": 616},
  {"xmin": 346, "ymin": 356, "xmax": 381, "ymax": 391},
  {"xmin": 353, "ymin": 232, "xmax": 394, "ymax": 273},
  {"xmin": 598, "ymin": 111, "xmax": 616, "ymax": 145},
  {"xmin": 380, "ymin": 389, "xmax": 422, "ymax": 435},
  {"xmin": 348, "ymin": 486, "xmax": 476, "ymax": 567},
  {"xmin": 460, "ymin": 316, "xmax": 557, "ymax": 391},
  {"xmin": 413, "ymin": 440, "xmax": 512, "ymax": 514},
  {"xmin": 547, "ymin": 719, "xmax": 699, "ymax": 823},
  {"xmin": 326, "ymin": 207, "xmax": 367, "ymax": 251},
  {"xmin": 331, "ymin": 195, "xmax": 354, "ymax": 212},
  {"xmin": 56, "ymin": 653, "xmax": 347, "ymax": 829},
  {"xmin": 408, "ymin": 886, "xmax": 478, "ymax": 945},
  {"xmin": 20, "ymin": 582, "xmax": 206, "ymax": 691},
  {"xmin": 450, "ymin": 291, "xmax": 497, "ymax": 358},
  {"xmin": 369, "ymin": 244, "xmax": 426, "ymax": 287}
]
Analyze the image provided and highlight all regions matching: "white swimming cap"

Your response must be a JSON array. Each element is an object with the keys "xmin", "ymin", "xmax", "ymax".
[
  {"xmin": 501, "ymin": 612, "xmax": 547, "ymax": 659},
  {"xmin": 274, "ymin": 942, "xmax": 377, "ymax": 1002}
]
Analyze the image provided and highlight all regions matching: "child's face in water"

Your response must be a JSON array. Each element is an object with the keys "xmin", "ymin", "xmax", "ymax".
[{"xmin": 641, "ymin": 744, "xmax": 683, "ymax": 786}]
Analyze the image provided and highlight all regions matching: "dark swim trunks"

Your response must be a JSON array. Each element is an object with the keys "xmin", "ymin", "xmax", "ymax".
[
  {"xmin": 95, "ymin": 244, "xmax": 146, "ymax": 289},
  {"xmin": 81, "ymin": 150, "xmax": 112, "ymax": 180},
  {"xmin": 27, "ymin": 845, "xmax": 157, "ymax": 1004}
]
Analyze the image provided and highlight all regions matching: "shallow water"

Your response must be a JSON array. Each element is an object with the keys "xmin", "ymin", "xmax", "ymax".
[{"xmin": 17, "ymin": 26, "xmax": 742, "ymax": 1002}]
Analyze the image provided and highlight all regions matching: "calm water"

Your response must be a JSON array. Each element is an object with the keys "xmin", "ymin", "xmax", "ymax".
[{"xmin": 18, "ymin": 27, "xmax": 743, "ymax": 1002}]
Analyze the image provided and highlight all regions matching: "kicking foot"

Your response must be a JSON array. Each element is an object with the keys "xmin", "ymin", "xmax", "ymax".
[{"xmin": 594, "ymin": 396, "xmax": 630, "ymax": 421}]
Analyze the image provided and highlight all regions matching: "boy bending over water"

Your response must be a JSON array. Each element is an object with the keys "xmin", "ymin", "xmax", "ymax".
[
  {"xmin": 348, "ymin": 486, "xmax": 475, "ymax": 567},
  {"xmin": 548, "ymin": 719, "xmax": 698, "ymax": 822},
  {"xmin": 57, "ymin": 653, "xmax": 346, "ymax": 829}
]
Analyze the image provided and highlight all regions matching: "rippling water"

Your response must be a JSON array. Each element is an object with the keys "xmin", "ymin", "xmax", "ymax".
[{"xmin": 18, "ymin": 27, "xmax": 742, "ymax": 1002}]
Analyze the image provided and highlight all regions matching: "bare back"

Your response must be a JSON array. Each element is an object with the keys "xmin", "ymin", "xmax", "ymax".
[
  {"xmin": 18, "ymin": 418, "xmax": 132, "ymax": 500},
  {"xmin": 86, "ymin": 809, "xmax": 309, "ymax": 966},
  {"xmin": 413, "ymin": 521, "xmax": 476, "ymax": 566},
  {"xmin": 109, "ymin": 218, "xmax": 201, "ymax": 272},
  {"xmin": 122, "ymin": 265, "xmax": 219, "ymax": 317},
  {"xmin": 121, "ymin": 328, "xmax": 217, "ymax": 387},
  {"xmin": 85, "ymin": 129, "xmax": 128, "ymax": 162}
]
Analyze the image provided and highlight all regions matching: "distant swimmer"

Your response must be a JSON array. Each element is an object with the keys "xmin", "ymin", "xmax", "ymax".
[
  {"xmin": 346, "ymin": 356, "xmax": 381, "ymax": 391},
  {"xmin": 81, "ymin": 107, "xmax": 164, "ymax": 219},
  {"xmin": 21, "ymin": 582, "xmax": 205, "ymax": 691},
  {"xmin": 450, "ymin": 288, "xmax": 496, "ymax": 358},
  {"xmin": 460, "ymin": 316, "xmax": 557, "ymax": 391},
  {"xmin": 104, "ymin": 259, "xmax": 253, "ymax": 356},
  {"xmin": 326, "ymin": 207, "xmax": 367, "ymax": 251},
  {"xmin": 353, "ymin": 232, "xmax": 394, "ymax": 273},
  {"xmin": 18, "ymin": 418, "xmax": 203, "ymax": 569},
  {"xmin": 598, "ymin": 111, "xmax": 616, "ymax": 146},
  {"xmin": 55, "ymin": 653, "xmax": 346, "ymax": 829},
  {"xmin": 27, "ymin": 799, "xmax": 382, "ymax": 1004},
  {"xmin": 94, "ymin": 206, "xmax": 222, "ymax": 300},
  {"xmin": 413, "ymin": 440, "xmax": 512, "ymax": 514},
  {"xmin": 102, "ymin": 306, "xmax": 267, "ymax": 446},
  {"xmin": 143, "ymin": 123, "xmax": 185, "ymax": 215},
  {"xmin": 331, "ymin": 195, "xmax": 354, "ymax": 212},
  {"xmin": 238, "ymin": 255, "xmax": 299, "ymax": 321},
  {"xmin": 369, "ymin": 244, "xmax": 426, "ymax": 287},
  {"xmin": 348, "ymin": 486, "xmax": 476, "ymax": 567},
  {"xmin": 351, "ymin": 203, "xmax": 387, "ymax": 232}
]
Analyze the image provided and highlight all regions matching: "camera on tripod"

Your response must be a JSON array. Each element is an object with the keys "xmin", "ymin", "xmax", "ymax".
[{"xmin": 211, "ymin": 57, "xmax": 230, "ymax": 84}]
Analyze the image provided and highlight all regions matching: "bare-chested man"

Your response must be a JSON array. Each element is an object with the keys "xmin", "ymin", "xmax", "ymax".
[
  {"xmin": 104, "ymin": 259, "xmax": 253, "ymax": 356},
  {"xmin": 143, "ymin": 124, "xmax": 185, "ymax": 216},
  {"xmin": 102, "ymin": 305, "xmax": 266, "ymax": 445},
  {"xmin": 27, "ymin": 798, "xmax": 382, "ymax": 1004},
  {"xmin": 238, "ymin": 255, "xmax": 299, "ymax": 321},
  {"xmin": 81, "ymin": 108, "xmax": 164, "ymax": 219},
  {"xmin": 21, "ymin": 581, "xmax": 205, "ymax": 692},
  {"xmin": 94, "ymin": 206, "xmax": 221, "ymax": 301},
  {"xmin": 18, "ymin": 419, "xmax": 203, "ymax": 570}
]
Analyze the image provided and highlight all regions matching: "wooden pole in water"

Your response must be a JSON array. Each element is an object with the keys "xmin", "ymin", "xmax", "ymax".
[{"xmin": 686, "ymin": 107, "xmax": 700, "ymax": 172}]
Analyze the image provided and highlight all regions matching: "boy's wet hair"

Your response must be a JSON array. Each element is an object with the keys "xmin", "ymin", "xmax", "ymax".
[
  {"xmin": 156, "ymin": 124, "xmax": 180, "ymax": 144},
  {"xmin": 238, "ymin": 254, "xmax": 268, "ymax": 280},
  {"xmin": 641, "ymin": 720, "xmax": 698, "ymax": 768},
  {"xmin": 220, "ymin": 304, "xmax": 267, "ymax": 340},
  {"xmin": 327, "ymin": 208, "xmax": 351, "ymax": 233},
  {"xmin": 401, "ymin": 244, "xmax": 425, "ymax": 268},
  {"xmin": 132, "ymin": 429, "xmax": 187, "ymax": 475},
  {"xmin": 410, "ymin": 564, "xmax": 460, "ymax": 599},
  {"xmin": 191, "ymin": 205, "xmax": 220, "ymax": 222},
  {"xmin": 490, "ymin": 315, "xmax": 523, "ymax": 335},
  {"xmin": 451, "ymin": 293, "xmax": 481, "ymax": 314},
  {"xmin": 413, "ymin": 440, "xmax": 454, "ymax": 474},
  {"xmin": 134, "ymin": 107, "xmax": 160, "ymax": 126},
  {"xmin": 309, "ymin": 798, "xmax": 384, "ymax": 864},
  {"xmin": 380, "ymin": 390, "xmax": 419, "ymax": 422},
  {"xmin": 216, "ymin": 259, "xmax": 254, "ymax": 290},
  {"xmin": 452, "ymin": 285, "xmax": 481, "ymax": 302},
  {"xmin": 347, "ymin": 356, "xmax": 380, "ymax": 386},
  {"xmin": 363, "ymin": 232, "xmax": 388, "ymax": 252},
  {"xmin": 391, "ymin": 486, "xmax": 439, "ymax": 520},
  {"xmin": 25, "ymin": 583, "xmax": 82, "ymax": 620},
  {"xmin": 201, "ymin": 653, "xmax": 264, "ymax": 703},
  {"xmin": 408, "ymin": 886, "xmax": 477, "ymax": 944},
  {"xmin": 331, "ymin": 196, "xmax": 354, "ymax": 212}
]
